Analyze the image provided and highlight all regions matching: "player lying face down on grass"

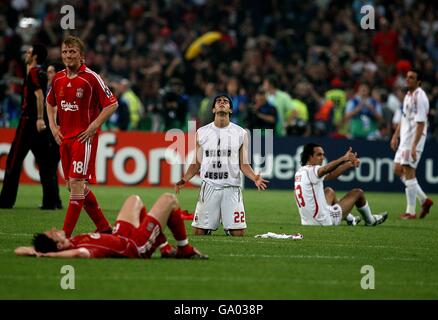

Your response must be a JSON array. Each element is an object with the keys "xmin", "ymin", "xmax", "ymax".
[
  {"xmin": 15, "ymin": 193, "xmax": 208, "ymax": 259},
  {"xmin": 294, "ymin": 143, "xmax": 388, "ymax": 226}
]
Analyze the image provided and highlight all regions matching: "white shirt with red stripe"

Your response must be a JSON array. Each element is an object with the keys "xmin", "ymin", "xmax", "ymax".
[
  {"xmin": 46, "ymin": 64, "xmax": 117, "ymax": 139},
  {"xmin": 294, "ymin": 165, "xmax": 332, "ymax": 226},
  {"xmin": 399, "ymin": 87, "xmax": 429, "ymax": 151}
]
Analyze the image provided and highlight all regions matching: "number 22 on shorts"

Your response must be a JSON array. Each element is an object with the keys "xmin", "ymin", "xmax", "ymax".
[{"xmin": 234, "ymin": 211, "xmax": 245, "ymax": 223}]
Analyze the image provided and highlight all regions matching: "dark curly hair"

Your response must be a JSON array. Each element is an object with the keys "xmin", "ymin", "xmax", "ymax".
[
  {"xmin": 211, "ymin": 94, "xmax": 233, "ymax": 110},
  {"xmin": 32, "ymin": 43, "xmax": 47, "ymax": 65},
  {"xmin": 409, "ymin": 69, "xmax": 422, "ymax": 82},
  {"xmin": 300, "ymin": 143, "xmax": 322, "ymax": 166},
  {"xmin": 32, "ymin": 233, "xmax": 58, "ymax": 253}
]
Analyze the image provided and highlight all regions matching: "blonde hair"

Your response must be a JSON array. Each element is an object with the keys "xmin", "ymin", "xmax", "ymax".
[{"xmin": 62, "ymin": 35, "xmax": 85, "ymax": 55}]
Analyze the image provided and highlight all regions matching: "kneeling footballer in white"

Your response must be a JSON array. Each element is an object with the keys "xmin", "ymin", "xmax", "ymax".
[{"xmin": 176, "ymin": 94, "xmax": 268, "ymax": 236}]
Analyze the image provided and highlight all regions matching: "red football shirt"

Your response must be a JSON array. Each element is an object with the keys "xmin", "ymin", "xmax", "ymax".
[
  {"xmin": 46, "ymin": 64, "xmax": 117, "ymax": 139},
  {"xmin": 70, "ymin": 233, "xmax": 139, "ymax": 258}
]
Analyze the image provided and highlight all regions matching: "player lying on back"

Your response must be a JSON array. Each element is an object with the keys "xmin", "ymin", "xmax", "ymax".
[
  {"xmin": 294, "ymin": 143, "xmax": 388, "ymax": 226},
  {"xmin": 15, "ymin": 193, "xmax": 207, "ymax": 259}
]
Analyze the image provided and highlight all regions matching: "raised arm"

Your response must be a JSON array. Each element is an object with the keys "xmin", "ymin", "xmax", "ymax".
[
  {"xmin": 317, "ymin": 147, "xmax": 356, "ymax": 178},
  {"xmin": 325, "ymin": 156, "xmax": 360, "ymax": 181}
]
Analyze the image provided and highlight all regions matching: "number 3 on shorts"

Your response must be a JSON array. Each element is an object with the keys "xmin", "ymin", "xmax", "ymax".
[{"xmin": 73, "ymin": 161, "xmax": 84, "ymax": 174}]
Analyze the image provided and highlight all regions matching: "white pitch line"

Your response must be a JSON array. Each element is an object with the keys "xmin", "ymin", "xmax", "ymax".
[
  {"xmin": 194, "ymin": 237, "xmax": 437, "ymax": 252},
  {"xmin": 215, "ymin": 253, "xmax": 430, "ymax": 262},
  {"xmin": 0, "ymin": 232, "xmax": 33, "ymax": 237}
]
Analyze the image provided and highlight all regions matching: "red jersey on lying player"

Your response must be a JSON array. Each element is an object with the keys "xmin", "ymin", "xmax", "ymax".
[{"xmin": 69, "ymin": 215, "xmax": 161, "ymax": 258}]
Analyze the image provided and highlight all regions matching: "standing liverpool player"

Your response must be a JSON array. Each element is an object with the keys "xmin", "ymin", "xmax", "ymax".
[
  {"xmin": 46, "ymin": 36, "xmax": 118, "ymax": 237},
  {"xmin": 0, "ymin": 43, "xmax": 62, "ymax": 209}
]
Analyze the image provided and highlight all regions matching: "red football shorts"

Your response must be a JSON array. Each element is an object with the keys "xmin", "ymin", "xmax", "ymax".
[
  {"xmin": 60, "ymin": 135, "xmax": 98, "ymax": 183},
  {"xmin": 113, "ymin": 215, "xmax": 162, "ymax": 258}
]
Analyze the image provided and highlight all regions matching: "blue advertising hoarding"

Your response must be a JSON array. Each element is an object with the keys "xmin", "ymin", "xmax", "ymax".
[{"xmin": 246, "ymin": 136, "xmax": 438, "ymax": 192}]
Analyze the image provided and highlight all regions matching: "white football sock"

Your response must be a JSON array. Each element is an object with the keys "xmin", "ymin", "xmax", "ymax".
[
  {"xmin": 402, "ymin": 176, "xmax": 427, "ymax": 205},
  {"xmin": 357, "ymin": 201, "xmax": 375, "ymax": 224},
  {"xmin": 405, "ymin": 179, "xmax": 417, "ymax": 214},
  {"xmin": 158, "ymin": 241, "xmax": 168, "ymax": 249},
  {"xmin": 413, "ymin": 179, "xmax": 427, "ymax": 204},
  {"xmin": 177, "ymin": 239, "xmax": 189, "ymax": 247}
]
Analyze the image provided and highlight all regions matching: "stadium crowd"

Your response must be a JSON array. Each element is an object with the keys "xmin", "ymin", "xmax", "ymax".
[{"xmin": 1, "ymin": 0, "xmax": 437, "ymax": 140}]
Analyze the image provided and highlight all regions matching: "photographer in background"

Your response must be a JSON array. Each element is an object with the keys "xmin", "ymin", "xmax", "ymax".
[
  {"xmin": 246, "ymin": 89, "xmax": 277, "ymax": 134},
  {"xmin": 160, "ymin": 78, "xmax": 188, "ymax": 131},
  {"xmin": 344, "ymin": 83, "xmax": 384, "ymax": 140}
]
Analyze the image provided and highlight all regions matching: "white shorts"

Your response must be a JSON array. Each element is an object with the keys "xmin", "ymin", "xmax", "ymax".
[
  {"xmin": 191, "ymin": 182, "xmax": 246, "ymax": 231},
  {"xmin": 328, "ymin": 203, "xmax": 343, "ymax": 226},
  {"xmin": 399, "ymin": 148, "xmax": 423, "ymax": 169},
  {"xmin": 300, "ymin": 204, "xmax": 343, "ymax": 226}
]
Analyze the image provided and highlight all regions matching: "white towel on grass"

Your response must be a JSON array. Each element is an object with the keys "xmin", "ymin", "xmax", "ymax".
[{"xmin": 254, "ymin": 232, "xmax": 303, "ymax": 240}]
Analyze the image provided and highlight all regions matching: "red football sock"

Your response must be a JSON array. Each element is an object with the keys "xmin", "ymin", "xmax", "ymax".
[
  {"xmin": 84, "ymin": 187, "xmax": 111, "ymax": 232},
  {"xmin": 168, "ymin": 210, "xmax": 188, "ymax": 246},
  {"xmin": 155, "ymin": 231, "xmax": 168, "ymax": 248},
  {"xmin": 63, "ymin": 194, "xmax": 85, "ymax": 238}
]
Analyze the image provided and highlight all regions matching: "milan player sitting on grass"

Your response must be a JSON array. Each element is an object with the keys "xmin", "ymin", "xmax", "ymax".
[
  {"xmin": 294, "ymin": 143, "xmax": 388, "ymax": 226},
  {"xmin": 15, "ymin": 193, "xmax": 207, "ymax": 259}
]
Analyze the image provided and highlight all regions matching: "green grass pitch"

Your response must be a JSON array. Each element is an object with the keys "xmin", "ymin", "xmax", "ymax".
[{"xmin": 0, "ymin": 185, "xmax": 437, "ymax": 299}]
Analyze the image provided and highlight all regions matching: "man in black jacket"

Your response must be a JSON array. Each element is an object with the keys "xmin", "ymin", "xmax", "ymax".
[{"xmin": 0, "ymin": 44, "xmax": 62, "ymax": 209}]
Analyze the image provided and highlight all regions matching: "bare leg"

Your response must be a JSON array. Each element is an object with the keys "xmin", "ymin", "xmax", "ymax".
[
  {"xmin": 226, "ymin": 229, "xmax": 245, "ymax": 237},
  {"xmin": 394, "ymin": 162, "xmax": 403, "ymax": 179},
  {"xmin": 193, "ymin": 227, "xmax": 211, "ymax": 235},
  {"xmin": 338, "ymin": 188, "xmax": 366, "ymax": 219},
  {"xmin": 403, "ymin": 166, "xmax": 415, "ymax": 180},
  {"xmin": 193, "ymin": 227, "xmax": 245, "ymax": 236},
  {"xmin": 117, "ymin": 194, "xmax": 207, "ymax": 259},
  {"xmin": 324, "ymin": 187, "xmax": 337, "ymax": 205},
  {"xmin": 115, "ymin": 195, "xmax": 145, "ymax": 228},
  {"xmin": 326, "ymin": 187, "xmax": 356, "ymax": 223},
  {"xmin": 116, "ymin": 193, "xmax": 178, "ymax": 229},
  {"xmin": 145, "ymin": 193, "xmax": 179, "ymax": 228}
]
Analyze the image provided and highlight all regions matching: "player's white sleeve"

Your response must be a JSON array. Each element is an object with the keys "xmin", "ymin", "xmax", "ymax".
[
  {"xmin": 392, "ymin": 108, "xmax": 401, "ymax": 125},
  {"xmin": 414, "ymin": 91, "xmax": 429, "ymax": 123},
  {"xmin": 308, "ymin": 165, "xmax": 323, "ymax": 184}
]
